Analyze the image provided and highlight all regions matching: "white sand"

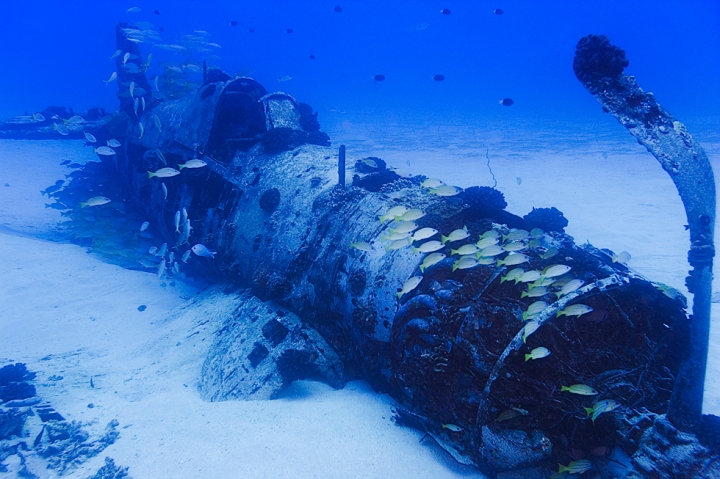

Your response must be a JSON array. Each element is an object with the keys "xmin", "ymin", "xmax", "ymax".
[
  {"xmin": 0, "ymin": 139, "xmax": 483, "ymax": 478},
  {"xmin": 0, "ymin": 119, "xmax": 719, "ymax": 477}
]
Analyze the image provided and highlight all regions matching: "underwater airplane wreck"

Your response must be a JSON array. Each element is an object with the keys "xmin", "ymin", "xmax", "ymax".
[{"xmin": 6, "ymin": 23, "xmax": 718, "ymax": 478}]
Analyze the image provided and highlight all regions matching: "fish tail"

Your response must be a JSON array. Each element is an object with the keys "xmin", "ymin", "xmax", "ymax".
[
  {"xmin": 556, "ymin": 311, "xmax": 564, "ymax": 317},
  {"xmin": 520, "ymin": 291, "xmax": 528, "ymax": 299},
  {"xmin": 450, "ymin": 249, "xmax": 458, "ymax": 255},
  {"xmin": 561, "ymin": 386, "xmax": 570, "ymax": 392},
  {"xmin": 210, "ymin": 251, "xmax": 216, "ymax": 258},
  {"xmin": 411, "ymin": 247, "xmax": 418, "ymax": 254},
  {"xmin": 524, "ymin": 354, "xmax": 531, "ymax": 361},
  {"xmin": 148, "ymin": 171, "xmax": 155, "ymax": 178},
  {"xmin": 178, "ymin": 164, "xmax": 185, "ymax": 170},
  {"xmin": 584, "ymin": 407, "xmax": 593, "ymax": 416},
  {"xmin": 80, "ymin": 202, "xmax": 88, "ymax": 208},
  {"xmin": 396, "ymin": 291, "xmax": 403, "ymax": 299},
  {"xmin": 558, "ymin": 465, "xmax": 569, "ymax": 474},
  {"xmin": 452, "ymin": 264, "xmax": 458, "ymax": 272},
  {"xmin": 441, "ymin": 235, "xmax": 448, "ymax": 244},
  {"xmin": 420, "ymin": 265, "xmax": 426, "ymax": 273}
]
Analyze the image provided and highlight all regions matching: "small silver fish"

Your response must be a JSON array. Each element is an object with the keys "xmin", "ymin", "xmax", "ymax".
[
  {"xmin": 182, "ymin": 250, "xmax": 191, "ymax": 263},
  {"xmin": 157, "ymin": 259, "xmax": 166, "ymax": 278},
  {"xmin": 172, "ymin": 262, "xmax": 180, "ymax": 275},
  {"xmin": 138, "ymin": 121, "xmax": 144, "ymax": 138},
  {"xmin": 107, "ymin": 139, "xmax": 121, "ymax": 148},
  {"xmin": 192, "ymin": 243, "xmax": 216, "ymax": 258},
  {"xmin": 183, "ymin": 219, "xmax": 192, "ymax": 244},
  {"xmin": 141, "ymin": 96, "xmax": 146, "ymax": 112},
  {"xmin": 110, "ymin": 50, "xmax": 122, "ymax": 58},
  {"xmin": 123, "ymin": 52, "xmax": 130, "ymax": 64},
  {"xmin": 351, "ymin": 241, "xmax": 373, "ymax": 252},
  {"xmin": 174, "ymin": 211, "xmax": 181, "ymax": 232},
  {"xmin": 442, "ymin": 424, "xmax": 462, "ymax": 432},
  {"xmin": 130, "ymin": 81, "xmax": 135, "ymax": 98},
  {"xmin": 149, "ymin": 246, "xmax": 157, "ymax": 255},
  {"xmin": 154, "ymin": 115, "xmax": 162, "ymax": 132},
  {"xmin": 84, "ymin": 132, "xmax": 97, "ymax": 143},
  {"xmin": 95, "ymin": 146, "xmax": 116, "ymax": 156},
  {"xmin": 154, "ymin": 149, "xmax": 167, "ymax": 165},
  {"xmin": 134, "ymin": 97, "xmax": 139, "ymax": 116},
  {"xmin": 103, "ymin": 72, "xmax": 117, "ymax": 84},
  {"xmin": 140, "ymin": 221, "xmax": 149, "ymax": 232},
  {"xmin": 168, "ymin": 252, "xmax": 175, "ymax": 263},
  {"xmin": 154, "ymin": 76, "xmax": 160, "ymax": 92},
  {"xmin": 80, "ymin": 196, "xmax": 111, "ymax": 208},
  {"xmin": 161, "ymin": 183, "xmax": 168, "ymax": 200},
  {"xmin": 182, "ymin": 207, "xmax": 188, "ymax": 224},
  {"xmin": 157, "ymin": 243, "xmax": 167, "ymax": 258}
]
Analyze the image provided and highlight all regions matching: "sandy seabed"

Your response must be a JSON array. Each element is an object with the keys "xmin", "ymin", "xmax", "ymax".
[{"xmin": 0, "ymin": 115, "xmax": 719, "ymax": 478}]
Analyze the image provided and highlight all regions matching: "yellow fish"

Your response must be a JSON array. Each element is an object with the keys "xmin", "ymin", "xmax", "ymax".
[{"xmin": 397, "ymin": 276, "xmax": 422, "ymax": 299}]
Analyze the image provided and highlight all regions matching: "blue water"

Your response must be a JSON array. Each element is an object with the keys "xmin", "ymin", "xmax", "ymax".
[
  {"xmin": 1, "ymin": 2, "xmax": 720, "ymax": 478},
  {"xmin": 1, "ymin": 1, "xmax": 718, "ymax": 124}
]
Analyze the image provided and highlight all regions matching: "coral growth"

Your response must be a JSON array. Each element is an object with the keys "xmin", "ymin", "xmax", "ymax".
[
  {"xmin": 297, "ymin": 103, "xmax": 320, "ymax": 132},
  {"xmin": 523, "ymin": 206, "xmax": 569, "ymax": 233},
  {"xmin": 573, "ymin": 34, "xmax": 629, "ymax": 84},
  {"xmin": 459, "ymin": 186, "xmax": 508, "ymax": 216}
]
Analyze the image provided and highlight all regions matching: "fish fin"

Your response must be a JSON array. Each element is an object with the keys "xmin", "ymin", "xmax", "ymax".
[
  {"xmin": 584, "ymin": 407, "xmax": 593, "ymax": 416},
  {"xmin": 411, "ymin": 247, "xmax": 418, "ymax": 254},
  {"xmin": 450, "ymin": 249, "xmax": 458, "ymax": 255},
  {"xmin": 178, "ymin": 164, "xmax": 185, "ymax": 170},
  {"xmin": 441, "ymin": 235, "xmax": 448, "ymax": 244},
  {"xmin": 80, "ymin": 202, "xmax": 88, "ymax": 208},
  {"xmin": 396, "ymin": 291, "xmax": 402, "ymax": 299},
  {"xmin": 420, "ymin": 265, "xmax": 426, "ymax": 273},
  {"xmin": 556, "ymin": 311, "xmax": 564, "ymax": 317},
  {"xmin": 524, "ymin": 354, "xmax": 530, "ymax": 361},
  {"xmin": 148, "ymin": 171, "xmax": 154, "ymax": 178}
]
